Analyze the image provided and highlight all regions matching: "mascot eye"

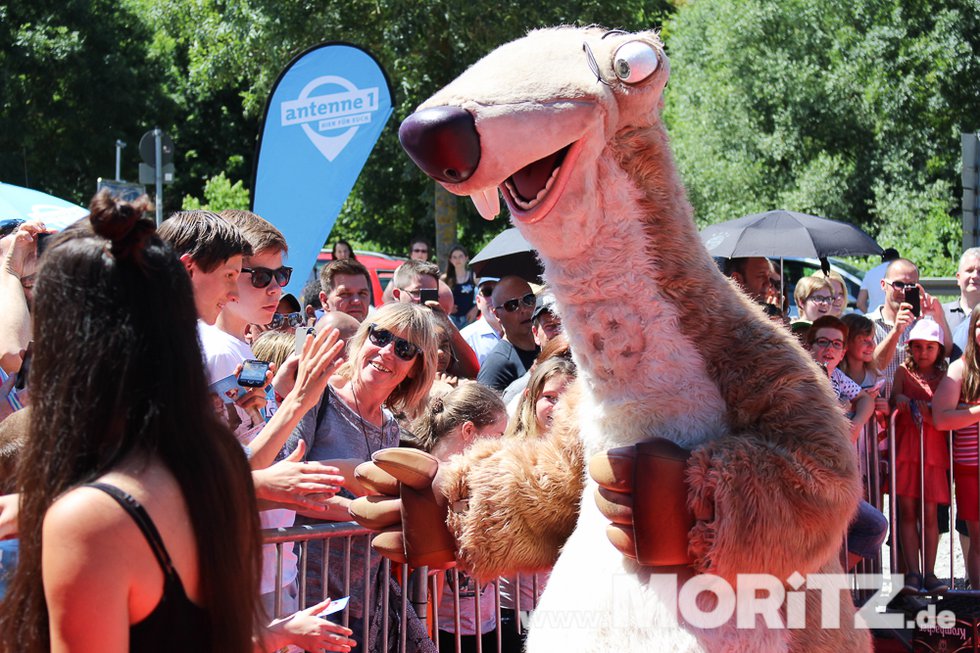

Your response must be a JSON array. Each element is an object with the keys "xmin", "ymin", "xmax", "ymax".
[{"xmin": 613, "ymin": 41, "xmax": 660, "ymax": 84}]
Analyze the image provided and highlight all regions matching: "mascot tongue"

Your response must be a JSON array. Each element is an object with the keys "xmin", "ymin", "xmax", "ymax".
[{"xmin": 511, "ymin": 150, "xmax": 563, "ymax": 202}]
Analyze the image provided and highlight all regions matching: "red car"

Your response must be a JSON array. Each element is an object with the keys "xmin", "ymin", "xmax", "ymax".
[{"xmin": 315, "ymin": 249, "xmax": 406, "ymax": 307}]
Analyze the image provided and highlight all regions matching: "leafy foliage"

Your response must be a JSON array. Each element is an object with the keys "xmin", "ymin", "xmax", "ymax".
[{"xmin": 663, "ymin": 0, "xmax": 980, "ymax": 274}]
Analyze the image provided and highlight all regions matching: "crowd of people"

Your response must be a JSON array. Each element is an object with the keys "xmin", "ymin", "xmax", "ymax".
[
  {"xmin": 0, "ymin": 195, "xmax": 571, "ymax": 653},
  {"xmin": 5, "ymin": 190, "xmax": 980, "ymax": 651},
  {"xmin": 728, "ymin": 247, "xmax": 980, "ymax": 597}
]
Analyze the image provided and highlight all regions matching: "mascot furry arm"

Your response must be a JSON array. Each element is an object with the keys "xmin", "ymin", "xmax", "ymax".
[{"xmin": 352, "ymin": 27, "xmax": 869, "ymax": 652}]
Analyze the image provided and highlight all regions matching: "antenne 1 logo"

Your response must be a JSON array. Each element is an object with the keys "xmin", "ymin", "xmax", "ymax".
[{"xmin": 280, "ymin": 75, "xmax": 381, "ymax": 162}]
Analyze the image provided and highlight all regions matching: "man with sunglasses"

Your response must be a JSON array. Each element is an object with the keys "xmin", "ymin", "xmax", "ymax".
[
  {"xmin": 460, "ymin": 277, "xmax": 503, "ymax": 366},
  {"xmin": 477, "ymin": 275, "xmax": 540, "ymax": 391},
  {"xmin": 867, "ymin": 257, "xmax": 951, "ymax": 395}
]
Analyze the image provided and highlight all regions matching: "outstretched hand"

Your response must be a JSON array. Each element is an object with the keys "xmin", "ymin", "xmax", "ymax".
[
  {"xmin": 252, "ymin": 440, "xmax": 344, "ymax": 513},
  {"xmin": 267, "ymin": 598, "xmax": 356, "ymax": 652}
]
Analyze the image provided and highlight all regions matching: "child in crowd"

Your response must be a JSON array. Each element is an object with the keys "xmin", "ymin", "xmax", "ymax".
[
  {"xmin": 409, "ymin": 383, "xmax": 508, "ymax": 653},
  {"xmin": 499, "ymin": 357, "xmax": 577, "ymax": 651},
  {"xmin": 892, "ymin": 319, "xmax": 950, "ymax": 593},
  {"xmin": 805, "ymin": 316, "xmax": 875, "ymax": 442},
  {"xmin": 793, "ymin": 275, "xmax": 836, "ymax": 326},
  {"xmin": 804, "ymin": 316, "xmax": 888, "ymax": 570},
  {"xmin": 935, "ymin": 304, "xmax": 980, "ymax": 588}
]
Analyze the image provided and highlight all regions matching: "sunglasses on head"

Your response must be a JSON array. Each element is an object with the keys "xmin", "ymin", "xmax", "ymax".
[
  {"xmin": 368, "ymin": 324, "xmax": 422, "ymax": 361},
  {"xmin": 0, "ymin": 219, "xmax": 25, "ymax": 238},
  {"xmin": 269, "ymin": 312, "xmax": 306, "ymax": 330},
  {"xmin": 500, "ymin": 292, "xmax": 536, "ymax": 313},
  {"xmin": 241, "ymin": 265, "xmax": 292, "ymax": 289}
]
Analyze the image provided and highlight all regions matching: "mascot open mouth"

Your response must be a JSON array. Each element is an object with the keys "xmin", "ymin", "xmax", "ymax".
[{"xmin": 496, "ymin": 140, "xmax": 580, "ymax": 224}]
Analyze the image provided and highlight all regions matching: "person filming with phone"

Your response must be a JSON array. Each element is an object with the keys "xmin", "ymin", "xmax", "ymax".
[{"xmin": 867, "ymin": 258, "xmax": 952, "ymax": 397}]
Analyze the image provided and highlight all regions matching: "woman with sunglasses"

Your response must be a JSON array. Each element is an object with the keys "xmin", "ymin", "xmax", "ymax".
[{"xmin": 285, "ymin": 303, "xmax": 437, "ymax": 650}]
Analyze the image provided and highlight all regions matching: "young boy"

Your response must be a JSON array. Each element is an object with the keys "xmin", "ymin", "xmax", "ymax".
[{"xmin": 157, "ymin": 210, "xmax": 251, "ymax": 325}]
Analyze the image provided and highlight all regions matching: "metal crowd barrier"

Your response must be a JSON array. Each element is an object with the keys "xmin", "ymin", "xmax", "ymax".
[
  {"xmin": 262, "ymin": 522, "xmax": 543, "ymax": 653},
  {"xmin": 262, "ymin": 412, "xmax": 980, "ymax": 650}
]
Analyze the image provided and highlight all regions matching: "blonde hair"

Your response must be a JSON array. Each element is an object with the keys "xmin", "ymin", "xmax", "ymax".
[
  {"xmin": 339, "ymin": 303, "xmax": 437, "ymax": 413},
  {"xmin": 793, "ymin": 275, "xmax": 834, "ymax": 311},
  {"xmin": 251, "ymin": 330, "xmax": 295, "ymax": 369},
  {"xmin": 506, "ymin": 357, "xmax": 577, "ymax": 440},
  {"xmin": 409, "ymin": 382, "xmax": 505, "ymax": 453}
]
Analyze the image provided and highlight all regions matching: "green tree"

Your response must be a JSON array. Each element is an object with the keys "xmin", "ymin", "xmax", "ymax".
[
  {"xmin": 663, "ymin": 0, "xmax": 980, "ymax": 275},
  {"xmin": 142, "ymin": 0, "xmax": 674, "ymax": 259},
  {"xmin": 0, "ymin": 0, "xmax": 175, "ymax": 206}
]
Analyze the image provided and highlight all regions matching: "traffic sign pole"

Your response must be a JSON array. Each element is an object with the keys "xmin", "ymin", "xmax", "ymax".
[{"xmin": 154, "ymin": 128, "xmax": 163, "ymax": 225}]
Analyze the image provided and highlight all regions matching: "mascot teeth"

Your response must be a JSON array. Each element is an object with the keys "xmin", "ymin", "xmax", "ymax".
[{"xmin": 470, "ymin": 187, "xmax": 500, "ymax": 220}]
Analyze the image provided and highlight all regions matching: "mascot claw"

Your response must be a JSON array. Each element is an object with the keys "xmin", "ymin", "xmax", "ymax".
[
  {"xmin": 590, "ymin": 438, "xmax": 697, "ymax": 567},
  {"xmin": 349, "ymin": 448, "xmax": 457, "ymax": 568}
]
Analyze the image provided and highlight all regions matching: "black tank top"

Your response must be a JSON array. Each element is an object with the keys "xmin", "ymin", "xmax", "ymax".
[{"xmin": 85, "ymin": 483, "xmax": 210, "ymax": 652}]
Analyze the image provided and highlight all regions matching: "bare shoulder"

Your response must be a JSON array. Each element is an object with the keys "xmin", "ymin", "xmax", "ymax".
[{"xmin": 948, "ymin": 358, "xmax": 967, "ymax": 381}]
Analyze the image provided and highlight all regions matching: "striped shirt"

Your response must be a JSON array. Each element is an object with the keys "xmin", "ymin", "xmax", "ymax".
[
  {"xmin": 953, "ymin": 423, "xmax": 979, "ymax": 466},
  {"xmin": 866, "ymin": 305, "xmax": 915, "ymax": 397}
]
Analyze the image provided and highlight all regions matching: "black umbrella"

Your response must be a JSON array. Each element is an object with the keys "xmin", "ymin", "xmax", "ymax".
[
  {"xmin": 700, "ymin": 209, "xmax": 882, "ymax": 259},
  {"xmin": 469, "ymin": 227, "xmax": 544, "ymax": 284}
]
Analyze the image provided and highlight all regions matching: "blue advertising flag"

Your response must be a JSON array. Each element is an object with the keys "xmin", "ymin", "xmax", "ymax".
[{"xmin": 252, "ymin": 43, "xmax": 394, "ymax": 295}]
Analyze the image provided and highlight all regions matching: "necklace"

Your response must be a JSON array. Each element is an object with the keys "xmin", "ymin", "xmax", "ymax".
[{"xmin": 350, "ymin": 382, "xmax": 384, "ymax": 457}]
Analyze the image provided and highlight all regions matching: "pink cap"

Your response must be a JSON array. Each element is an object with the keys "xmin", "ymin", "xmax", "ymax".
[{"xmin": 908, "ymin": 318, "xmax": 944, "ymax": 346}]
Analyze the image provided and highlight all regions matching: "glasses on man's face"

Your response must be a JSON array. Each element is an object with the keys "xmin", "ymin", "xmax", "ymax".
[
  {"xmin": 807, "ymin": 294, "xmax": 834, "ymax": 306},
  {"xmin": 885, "ymin": 279, "xmax": 913, "ymax": 291},
  {"xmin": 269, "ymin": 312, "xmax": 306, "ymax": 330},
  {"xmin": 0, "ymin": 219, "xmax": 25, "ymax": 238},
  {"xmin": 241, "ymin": 265, "xmax": 292, "ymax": 289},
  {"xmin": 367, "ymin": 324, "xmax": 422, "ymax": 361},
  {"xmin": 500, "ymin": 292, "xmax": 535, "ymax": 313},
  {"xmin": 812, "ymin": 338, "xmax": 845, "ymax": 351}
]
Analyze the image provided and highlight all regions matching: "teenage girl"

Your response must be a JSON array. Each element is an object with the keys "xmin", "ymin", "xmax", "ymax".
[
  {"xmin": 891, "ymin": 318, "xmax": 950, "ymax": 594},
  {"xmin": 935, "ymin": 304, "xmax": 980, "ymax": 589}
]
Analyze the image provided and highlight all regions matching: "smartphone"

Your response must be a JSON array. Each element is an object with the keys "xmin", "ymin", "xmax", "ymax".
[
  {"xmin": 294, "ymin": 325, "xmax": 317, "ymax": 356},
  {"xmin": 237, "ymin": 359, "xmax": 271, "ymax": 388},
  {"xmin": 904, "ymin": 286, "xmax": 921, "ymax": 318},
  {"xmin": 320, "ymin": 596, "xmax": 350, "ymax": 617},
  {"xmin": 419, "ymin": 288, "xmax": 439, "ymax": 305}
]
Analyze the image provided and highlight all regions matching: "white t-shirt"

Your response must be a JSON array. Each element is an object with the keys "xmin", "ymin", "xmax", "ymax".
[
  {"xmin": 197, "ymin": 320, "xmax": 296, "ymax": 594},
  {"xmin": 860, "ymin": 261, "xmax": 890, "ymax": 312},
  {"xmin": 460, "ymin": 317, "xmax": 501, "ymax": 366}
]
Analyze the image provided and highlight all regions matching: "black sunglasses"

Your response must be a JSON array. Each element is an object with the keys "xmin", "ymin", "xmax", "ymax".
[
  {"xmin": 0, "ymin": 219, "xmax": 25, "ymax": 238},
  {"xmin": 241, "ymin": 265, "xmax": 293, "ymax": 289},
  {"xmin": 368, "ymin": 324, "xmax": 422, "ymax": 361},
  {"xmin": 500, "ymin": 292, "xmax": 536, "ymax": 313},
  {"xmin": 269, "ymin": 312, "xmax": 306, "ymax": 330}
]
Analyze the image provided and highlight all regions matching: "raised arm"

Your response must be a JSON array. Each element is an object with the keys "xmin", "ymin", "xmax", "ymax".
[{"xmin": 933, "ymin": 360, "xmax": 980, "ymax": 431}]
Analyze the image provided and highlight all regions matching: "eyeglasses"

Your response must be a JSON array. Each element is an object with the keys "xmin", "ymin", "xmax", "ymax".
[
  {"xmin": 0, "ymin": 219, "xmax": 25, "ymax": 238},
  {"xmin": 499, "ymin": 292, "xmax": 536, "ymax": 313},
  {"xmin": 807, "ymin": 294, "xmax": 834, "ymax": 306},
  {"xmin": 368, "ymin": 324, "xmax": 422, "ymax": 361},
  {"xmin": 812, "ymin": 338, "xmax": 845, "ymax": 351},
  {"xmin": 269, "ymin": 312, "xmax": 306, "ymax": 330},
  {"xmin": 241, "ymin": 265, "xmax": 293, "ymax": 289},
  {"xmin": 412, "ymin": 248, "xmax": 429, "ymax": 254},
  {"xmin": 885, "ymin": 280, "xmax": 914, "ymax": 291}
]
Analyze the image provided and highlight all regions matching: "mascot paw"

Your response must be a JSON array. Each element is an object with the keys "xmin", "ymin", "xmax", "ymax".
[
  {"xmin": 349, "ymin": 448, "xmax": 457, "ymax": 568},
  {"xmin": 589, "ymin": 438, "xmax": 698, "ymax": 567}
]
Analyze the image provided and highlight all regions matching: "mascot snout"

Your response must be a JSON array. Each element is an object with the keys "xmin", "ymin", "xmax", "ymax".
[{"xmin": 398, "ymin": 106, "xmax": 480, "ymax": 184}]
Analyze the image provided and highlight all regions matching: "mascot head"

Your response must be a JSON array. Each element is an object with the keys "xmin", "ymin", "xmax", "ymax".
[{"xmin": 399, "ymin": 27, "xmax": 669, "ymax": 228}]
